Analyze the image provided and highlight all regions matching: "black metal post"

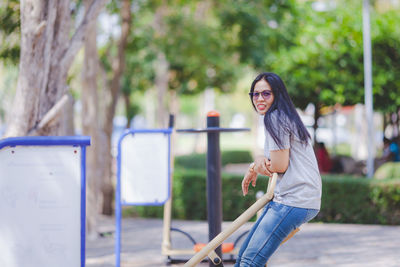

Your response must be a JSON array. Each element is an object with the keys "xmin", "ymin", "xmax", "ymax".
[
  {"xmin": 176, "ymin": 112, "xmax": 249, "ymax": 266},
  {"xmin": 168, "ymin": 114, "xmax": 175, "ymax": 128},
  {"xmin": 206, "ymin": 112, "xmax": 223, "ymax": 266}
]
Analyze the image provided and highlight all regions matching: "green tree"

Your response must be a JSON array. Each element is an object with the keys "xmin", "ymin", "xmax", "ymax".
[
  {"xmin": 118, "ymin": 2, "xmax": 157, "ymax": 127},
  {"xmin": 0, "ymin": 0, "xmax": 20, "ymax": 64},
  {"xmin": 372, "ymin": 9, "xmax": 400, "ymax": 114},
  {"xmin": 216, "ymin": 0, "xmax": 301, "ymax": 70},
  {"xmin": 115, "ymin": 1, "xmax": 242, "ymax": 127},
  {"xmin": 271, "ymin": 1, "xmax": 364, "ymax": 138},
  {"xmin": 273, "ymin": 1, "xmax": 400, "ymax": 137}
]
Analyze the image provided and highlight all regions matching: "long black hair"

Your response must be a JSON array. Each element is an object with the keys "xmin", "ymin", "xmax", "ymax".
[{"xmin": 249, "ymin": 72, "xmax": 310, "ymax": 148}]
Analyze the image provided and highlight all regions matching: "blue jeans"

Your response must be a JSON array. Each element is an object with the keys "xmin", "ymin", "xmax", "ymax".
[{"xmin": 234, "ymin": 201, "xmax": 319, "ymax": 267}]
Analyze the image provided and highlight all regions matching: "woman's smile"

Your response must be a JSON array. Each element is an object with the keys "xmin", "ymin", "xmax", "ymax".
[
  {"xmin": 257, "ymin": 103, "xmax": 267, "ymax": 111},
  {"xmin": 253, "ymin": 80, "xmax": 274, "ymax": 115}
]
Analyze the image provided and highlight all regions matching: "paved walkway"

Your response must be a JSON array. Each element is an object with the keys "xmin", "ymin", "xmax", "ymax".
[{"xmin": 86, "ymin": 216, "xmax": 400, "ymax": 267}]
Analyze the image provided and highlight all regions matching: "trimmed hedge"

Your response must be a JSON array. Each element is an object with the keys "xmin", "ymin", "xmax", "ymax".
[
  {"xmin": 124, "ymin": 170, "xmax": 400, "ymax": 225},
  {"xmin": 374, "ymin": 162, "xmax": 400, "ymax": 180},
  {"xmin": 122, "ymin": 169, "xmax": 264, "ymax": 221},
  {"xmin": 221, "ymin": 150, "xmax": 253, "ymax": 166},
  {"xmin": 174, "ymin": 154, "xmax": 207, "ymax": 170},
  {"xmin": 174, "ymin": 150, "xmax": 253, "ymax": 170},
  {"xmin": 317, "ymin": 175, "xmax": 400, "ymax": 224}
]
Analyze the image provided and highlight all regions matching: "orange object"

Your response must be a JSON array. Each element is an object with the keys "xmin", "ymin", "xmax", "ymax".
[
  {"xmin": 207, "ymin": 110, "xmax": 220, "ymax": 117},
  {"xmin": 193, "ymin": 242, "xmax": 234, "ymax": 253},
  {"xmin": 281, "ymin": 228, "xmax": 300, "ymax": 245},
  {"xmin": 222, "ymin": 242, "xmax": 234, "ymax": 253},
  {"xmin": 193, "ymin": 243, "xmax": 205, "ymax": 252}
]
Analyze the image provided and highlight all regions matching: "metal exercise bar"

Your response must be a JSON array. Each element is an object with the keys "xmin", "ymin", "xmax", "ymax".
[{"xmin": 183, "ymin": 173, "xmax": 278, "ymax": 267}]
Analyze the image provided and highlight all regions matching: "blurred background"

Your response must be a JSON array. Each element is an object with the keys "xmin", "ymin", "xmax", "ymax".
[{"xmin": 1, "ymin": 0, "xmax": 400, "ymax": 229}]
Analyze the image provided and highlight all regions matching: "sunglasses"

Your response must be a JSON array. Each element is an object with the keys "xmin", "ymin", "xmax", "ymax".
[{"xmin": 249, "ymin": 90, "xmax": 272, "ymax": 100}]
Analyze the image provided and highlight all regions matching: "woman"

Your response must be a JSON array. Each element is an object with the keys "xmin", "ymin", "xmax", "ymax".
[{"xmin": 235, "ymin": 72, "xmax": 321, "ymax": 267}]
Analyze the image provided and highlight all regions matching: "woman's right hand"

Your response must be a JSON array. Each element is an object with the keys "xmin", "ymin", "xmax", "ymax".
[
  {"xmin": 254, "ymin": 156, "xmax": 272, "ymax": 177},
  {"xmin": 242, "ymin": 168, "xmax": 258, "ymax": 196}
]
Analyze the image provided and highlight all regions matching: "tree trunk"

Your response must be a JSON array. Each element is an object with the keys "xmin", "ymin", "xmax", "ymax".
[
  {"xmin": 154, "ymin": 52, "xmax": 169, "ymax": 128},
  {"xmin": 5, "ymin": 0, "xmax": 107, "ymax": 137},
  {"xmin": 60, "ymin": 93, "xmax": 76, "ymax": 135},
  {"xmin": 100, "ymin": 0, "xmax": 132, "ymax": 215},
  {"xmin": 153, "ymin": 4, "xmax": 170, "ymax": 128},
  {"xmin": 82, "ymin": 0, "xmax": 103, "ymax": 238},
  {"xmin": 123, "ymin": 92, "xmax": 132, "ymax": 128}
]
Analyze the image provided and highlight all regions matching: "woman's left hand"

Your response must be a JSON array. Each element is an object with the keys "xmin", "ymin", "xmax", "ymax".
[{"xmin": 242, "ymin": 169, "xmax": 258, "ymax": 196}]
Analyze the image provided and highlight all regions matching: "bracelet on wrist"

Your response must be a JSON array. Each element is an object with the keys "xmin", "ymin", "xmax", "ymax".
[{"xmin": 249, "ymin": 162, "xmax": 255, "ymax": 172}]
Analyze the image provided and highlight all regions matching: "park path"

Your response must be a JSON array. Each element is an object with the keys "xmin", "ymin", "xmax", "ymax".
[{"xmin": 86, "ymin": 216, "xmax": 400, "ymax": 267}]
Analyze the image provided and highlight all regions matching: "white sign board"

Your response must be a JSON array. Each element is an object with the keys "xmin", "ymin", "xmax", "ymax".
[
  {"xmin": 0, "ymin": 145, "xmax": 82, "ymax": 267},
  {"xmin": 119, "ymin": 132, "xmax": 170, "ymax": 205}
]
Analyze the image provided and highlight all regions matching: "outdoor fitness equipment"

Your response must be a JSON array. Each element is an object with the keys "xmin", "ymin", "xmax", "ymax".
[
  {"xmin": 184, "ymin": 172, "xmax": 278, "ymax": 267},
  {"xmin": 183, "ymin": 172, "xmax": 300, "ymax": 267},
  {"xmin": 115, "ymin": 128, "xmax": 172, "ymax": 267},
  {"xmin": 161, "ymin": 111, "xmax": 250, "ymax": 266}
]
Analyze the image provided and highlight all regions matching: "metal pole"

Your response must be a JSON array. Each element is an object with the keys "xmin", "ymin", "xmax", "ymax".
[
  {"xmin": 162, "ymin": 115, "xmax": 175, "ymax": 257},
  {"xmin": 115, "ymin": 145, "xmax": 122, "ymax": 267},
  {"xmin": 206, "ymin": 111, "xmax": 223, "ymax": 266},
  {"xmin": 363, "ymin": 0, "xmax": 375, "ymax": 178}
]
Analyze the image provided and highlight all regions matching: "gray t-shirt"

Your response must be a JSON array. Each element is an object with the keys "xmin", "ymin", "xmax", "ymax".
[{"xmin": 264, "ymin": 112, "xmax": 322, "ymax": 210}]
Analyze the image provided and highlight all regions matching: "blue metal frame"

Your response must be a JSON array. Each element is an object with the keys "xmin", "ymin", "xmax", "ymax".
[
  {"xmin": 80, "ymin": 145, "xmax": 87, "ymax": 267},
  {"xmin": 115, "ymin": 128, "xmax": 172, "ymax": 267},
  {"xmin": 0, "ymin": 136, "xmax": 90, "ymax": 267},
  {"xmin": 0, "ymin": 136, "xmax": 90, "ymax": 149}
]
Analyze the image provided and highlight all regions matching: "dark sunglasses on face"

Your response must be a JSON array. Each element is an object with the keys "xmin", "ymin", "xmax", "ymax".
[{"xmin": 249, "ymin": 90, "xmax": 272, "ymax": 100}]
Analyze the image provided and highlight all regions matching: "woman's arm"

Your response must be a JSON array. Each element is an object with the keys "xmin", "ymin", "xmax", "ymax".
[
  {"xmin": 253, "ymin": 156, "xmax": 272, "ymax": 176},
  {"xmin": 268, "ymin": 149, "xmax": 289, "ymax": 173},
  {"xmin": 242, "ymin": 148, "xmax": 289, "ymax": 196}
]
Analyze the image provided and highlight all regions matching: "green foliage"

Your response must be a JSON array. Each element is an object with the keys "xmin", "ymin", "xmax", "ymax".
[
  {"xmin": 127, "ymin": 170, "xmax": 400, "ymax": 225},
  {"xmin": 116, "ymin": 0, "xmax": 242, "ymax": 100},
  {"xmin": 125, "ymin": 171, "xmax": 236, "ymax": 220},
  {"xmin": 274, "ymin": 1, "xmax": 365, "ymax": 109},
  {"xmin": 273, "ymin": 1, "xmax": 400, "ymax": 113},
  {"xmin": 101, "ymin": 0, "xmax": 243, "ymax": 122},
  {"xmin": 173, "ymin": 169, "xmax": 208, "ymax": 220},
  {"xmin": 179, "ymin": 95, "xmax": 200, "ymax": 116},
  {"xmin": 124, "ymin": 169, "xmax": 268, "ymax": 221},
  {"xmin": 174, "ymin": 150, "xmax": 253, "ymax": 170},
  {"xmin": 370, "ymin": 181, "xmax": 400, "ymax": 224},
  {"xmin": 121, "ymin": 3, "xmax": 157, "ymax": 94},
  {"xmin": 98, "ymin": 0, "xmax": 156, "ymax": 124},
  {"xmin": 317, "ymin": 175, "xmax": 377, "ymax": 223},
  {"xmin": 4, "ymin": 0, "xmax": 399, "ymax": 131},
  {"xmin": 374, "ymin": 162, "xmax": 400, "ymax": 180},
  {"xmin": 371, "ymin": 10, "xmax": 400, "ymax": 113},
  {"xmin": 221, "ymin": 150, "xmax": 253, "ymax": 166},
  {"xmin": 216, "ymin": 0, "xmax": 300, "ymax": 69},
  {"xmin": 175, "ymin": 153, "xmax": 207, "ymax": 170},
  {"xmin": 81, "ymin": 1, "xmax": 400, "ymax": 122},
  {"xmin": 0, "ymin": 64, "xmax": 18, "ymax": 123},
  {"xmin": 0, "ymin": 1, "xmax": 20, "ymax": 64},
  {"xmin": 315, "ymin": 175, "xmax": 400, "ymax": 225},
  {"xmin": 156, "ymin": 6, "xmax": 239, "ymax": 94}
]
